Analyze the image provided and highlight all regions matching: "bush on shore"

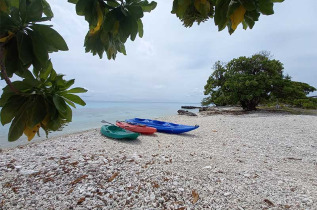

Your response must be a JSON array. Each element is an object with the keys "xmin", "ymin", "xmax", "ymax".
[{"xmin": 202, "ymin": 52, "xmax": 317, "ymax": 111}]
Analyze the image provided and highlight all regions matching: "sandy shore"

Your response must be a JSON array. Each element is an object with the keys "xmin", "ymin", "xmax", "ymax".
[{"xmin": 0, "ymin": 112, "xmax": 316, "ymax": 209}]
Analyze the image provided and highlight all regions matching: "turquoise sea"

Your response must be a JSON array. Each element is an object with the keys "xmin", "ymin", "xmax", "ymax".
[{"xmin": 0, "ymin": 101, "xmax": 200, "ymax": 149}]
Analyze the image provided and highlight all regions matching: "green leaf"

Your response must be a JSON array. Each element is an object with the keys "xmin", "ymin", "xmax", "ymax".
[
  {"xmin": 214, "ymin": 0, "xmax": 230, "ymax": 31},
  {"xmin": 121, "ymin": 6, "xmax": 128, "ymax": 16},
  {"xmin": 0, "ymin": 91, "xmax": 14, "ymax": 107},
  {"xmin": 139, "ymin": 1, "xmax": 157, "ymax": 12},
  {"xmin": 239, "ymin": 0, "xmax": 256, "ymax": 11},
  {"xmin": 4, "ymin": 37, "xmax": 26, "ymax": 77},
  {"xmin": 76, "ymin": 0, "xmax": 91, "ymax": 16},
  {"xmin": 0, "ymin": 13, "xmax": 16, "ymax": 32},
  {"xmin": 0, "ymin": 95, "xmax": 26, "ymax": 125},
  {"xmin": 19, "ymin": 0, "xmax": 27, "ymax": 23},
  {"xmin": 100, "ymin": 28, "xmax": 110, "ymax": 46},
  {"xmin": 27, "ymin": 96, "xmax": 47, "ymax": 127},
  {"xmin": 118, "ymin": 18, "xmax": 130, "ymax": 42},
  {"xmin": 258, "ymin": 0, "xmax": 274, "ymax": 15},
  {"xmin": 46, "ymin": 117, "xmax": 61, "ymax": 131},
  {"xmin": 36, "ymin": 16, "xmax": 52, "ymax": 22},
  {"xmin": 53, "ymin": 95, "xmax": 68, "ymax": 114},
  {"xmin": 26, "ymin": 0, "xmax": 43, "ymax": 22},
  {"xmin": 118, "ymin": 43, "xmax": 126, "ymax": 55},
  {"xmin": 68, "ymin": 0, "xmax": 79, "ymax": 4},
  {"xmin": 245, "ymin": 10, "xmax": 260, "ymax": 21},
  {"xmin": 244, "ymin": 10, "xmax": 260, "ymax": 28},
  {"xmin": 62, "ymin": 93, "xmax": 86, "ymax": 106},
  {"xmin": 31, "ymin": 24, "xmax": 68, "ymax": 51},
  {"xmin": 67, "ymin": 87, "xmax": 88, "ymax": 93},
  {"xmin": 64, "ymin": 98, "xmax": 76, "ymax": 108},
  {"xmin": 129, "ymin": 18, "xmax": 138, "ymax": 41},
  {"xmin": 41, "ymin": 0, "xmax": 53, "ymax": 18},
  {"xmin": 39, "ymin": 60, "xmax": 53, "ymax": 80},
  {"xmin": 107, "ymin": 1, "xmax": 120, "ymax": 8},
  {"xmin": 227, "ymin": 0, "xmax": 241, "ymax": 17},
  {"xmin": 9, "ymin": 0, "xmax": 19, "ymax": 8},
  {"xmin": 8, "ymin": 100, "xmax": 30, "ymax": 142},
  {"xmin": 127, "ymin": 5, "xmax": 144, "ymax": 19},
  {"xmin": 137, "ymin": 19, "xmax": 143, "ymax": 38},
  {"xmin": 2, "ymin": 81, "xmax": 33, "ymax": 93},
  {"xmin": 63, "ymin": 105, "xmax": 72, "ymax": 122},
  {"xmin": 103, "ymin": 11, "xmax": 116, "ymax": 32},
  {"xmin": 55, "ymin": 75, "xmax": 67, "ymax": 87},
  {"xmin": 60, "ymin": 79, "xmax": 75, "ymax": 90},
  {"xmin": 49, "ymin": 68, "xmax": 57, "ymax": 80},
  {"xmin": 16, "ymin": 68, "xmax": 35, "ymax": 80},
  {"xmin": 242, "ymin": 20, "xmax": 248, "ymax": 29},
  {"xmin": 171, "ymin": 0, "xmax": 178, "ymax": 14},
  {"xmin": 194, "ymin": 0, "xmax": 211, "ymax": 16},
  {"xmin": 8, "ymin": 113, "xmax": 26, "ymax": 141},
  {"xmin": 10, "ymin": 8, "xmax": 20, "ymax": 23},
  {"xmin": 28, "ymin": 29, "xmax": 49, "ymax": 67},
  {"xmin": 31, "ymin": 50, "xmax": 49, "ymax": 75},
  {"xmin": 16, "ymin": 31, "xmax": 33, "ymax": 65},
  {"xmin": 84, "ymin": 31, "xmax": 105, "ymax": 58},
  {"xmin": 172, "ymin": 0, "xmax": 191, "ymax": 18},
  {"xmin": 244, "ymin": 15, "xmax": 255, "ymax": 28}
]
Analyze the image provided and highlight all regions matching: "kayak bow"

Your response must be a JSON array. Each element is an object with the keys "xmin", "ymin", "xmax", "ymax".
[
  {"xmin": 100, "ymin": 125, "xmax": 140, "ymax": 140},
  {"xmin": 116, "ymin": 121, "xmax": 157, "ymax": 135}
]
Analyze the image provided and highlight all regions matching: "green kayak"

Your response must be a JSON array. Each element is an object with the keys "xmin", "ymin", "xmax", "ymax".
[{"xmin": 100, "ymin": 125, "xmax": 140, "ymax": 140}]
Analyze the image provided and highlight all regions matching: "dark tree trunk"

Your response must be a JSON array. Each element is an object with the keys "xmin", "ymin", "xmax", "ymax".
[{"xmin": 241, "ymin": 100, "xmax": 258, "ymax": 111}]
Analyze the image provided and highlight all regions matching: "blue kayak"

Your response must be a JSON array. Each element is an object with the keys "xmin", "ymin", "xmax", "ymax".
[{"xmin": 125, "ymin": 118, "xmax": 199, "ymax": 134}]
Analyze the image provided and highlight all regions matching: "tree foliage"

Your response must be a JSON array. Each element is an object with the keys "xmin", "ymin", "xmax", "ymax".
[
  {"xmin": 172, "ymin": 0, "xmax": 284, "ymax": 33},
  {"xmin": 1, "ymin": 61, "xmax": 88, "ymax": 141},
  {"xmin": 271, "ymin": 78, "xmax": 317, "ymax": 109},
  {"xmin": 0, "ymin": 0, "xmax": 87, "ymax": 142},
  {"xmin": 68, "ymin": 0, "xmax": 157, "ymax": 59},
  {"xmin": 202, "ymin": 53, "xmax": 317, "ymax": 111},
  {"xmin": 0, "ymin": 0, "xmax": 285, "ymax": 142}
]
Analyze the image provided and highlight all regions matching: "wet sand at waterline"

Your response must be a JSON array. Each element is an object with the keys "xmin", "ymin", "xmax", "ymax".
[{"xmin": 0, "ymin": 112, "xmax": 316, "ymax": 209}]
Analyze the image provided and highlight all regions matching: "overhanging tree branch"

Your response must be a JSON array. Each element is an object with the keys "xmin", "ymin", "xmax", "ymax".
[{"xmin": 0, "ymin": 44, "xmax": 20, "ymax": 94}]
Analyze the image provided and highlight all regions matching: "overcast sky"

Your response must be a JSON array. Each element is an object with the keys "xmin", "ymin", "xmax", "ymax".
[{"xmin": 1, "ymin": 0, "xmax": 317, "ymax": 103}]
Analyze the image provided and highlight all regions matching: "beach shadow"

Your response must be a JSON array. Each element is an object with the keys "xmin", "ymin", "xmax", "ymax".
[
  {"xmin": 115, "ymin": 138, "xmax": 142, "ymax": 145},
  {"xmin": 102, "ymin": 136, "xmax": 142, "ymax": 145},
  {"xmin": 142, "ymin": 133, "xmax": 158, "ymax": 138}
]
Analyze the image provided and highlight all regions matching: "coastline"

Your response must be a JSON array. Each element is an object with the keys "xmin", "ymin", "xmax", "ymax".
[
  {"xmin": 0, "ymin": 128, "xmax": 98, "ymax": 152},
  {"xmin": 0, "ymin": 112, "xmax": 316, "ymax": 209},
  {"xmin": 0, "ymin": 101, "xmax": 200, "ymax": 149}
]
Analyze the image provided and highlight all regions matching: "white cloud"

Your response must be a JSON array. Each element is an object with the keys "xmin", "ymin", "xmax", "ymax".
[{"xmin": 136, "ymin": 39, "xmax": 156, "ymax": 57}]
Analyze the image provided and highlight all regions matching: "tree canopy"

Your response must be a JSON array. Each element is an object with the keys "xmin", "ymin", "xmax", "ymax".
[
  {"xmin": 202, "ymin": 53, "xmax": 317, "ymax": 111},
  {"xmin": 271, "ymin": 78, "xmax": 317, "ymax": 109},
  {"xmin": 0, "ymin": 0, "xmax": 284, "ymax": 142}
]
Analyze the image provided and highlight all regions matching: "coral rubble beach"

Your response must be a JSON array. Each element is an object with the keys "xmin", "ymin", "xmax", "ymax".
[{"xmin": 0, "ymin": 112, "xmax": 316, "ymax": 209}]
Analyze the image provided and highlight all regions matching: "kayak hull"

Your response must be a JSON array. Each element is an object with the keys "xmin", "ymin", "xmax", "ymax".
[
  {"xmin": 125, "ymin": 118, "xmax": 199, "ymax": 134},
  {"xmin": 101, "ymin": 125, "xmax": 140, "ymax": 140},
  {"xmin": 116, "ymin": 121, "xmax": 157, "ymax": 135}
]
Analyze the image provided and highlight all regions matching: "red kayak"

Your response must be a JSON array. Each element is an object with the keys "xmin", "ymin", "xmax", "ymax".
[{"xmin": 116, "ymin": 121, "xmax": 157, "ymax": 135}]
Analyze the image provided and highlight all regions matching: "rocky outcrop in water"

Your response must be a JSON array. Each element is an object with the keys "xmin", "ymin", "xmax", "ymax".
[
  {"xmin": 177, "ymin": 110, "xmax": 197, "ymax": 116},
  {"xmin": 181, "ymin": 106, "xmax": 201, "ymax": 109}
]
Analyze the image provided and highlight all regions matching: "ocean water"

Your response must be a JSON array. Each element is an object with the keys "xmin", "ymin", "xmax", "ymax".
[{"xmin": 0, "ymin": 101, "xmax": 200, "ymax": 149}]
